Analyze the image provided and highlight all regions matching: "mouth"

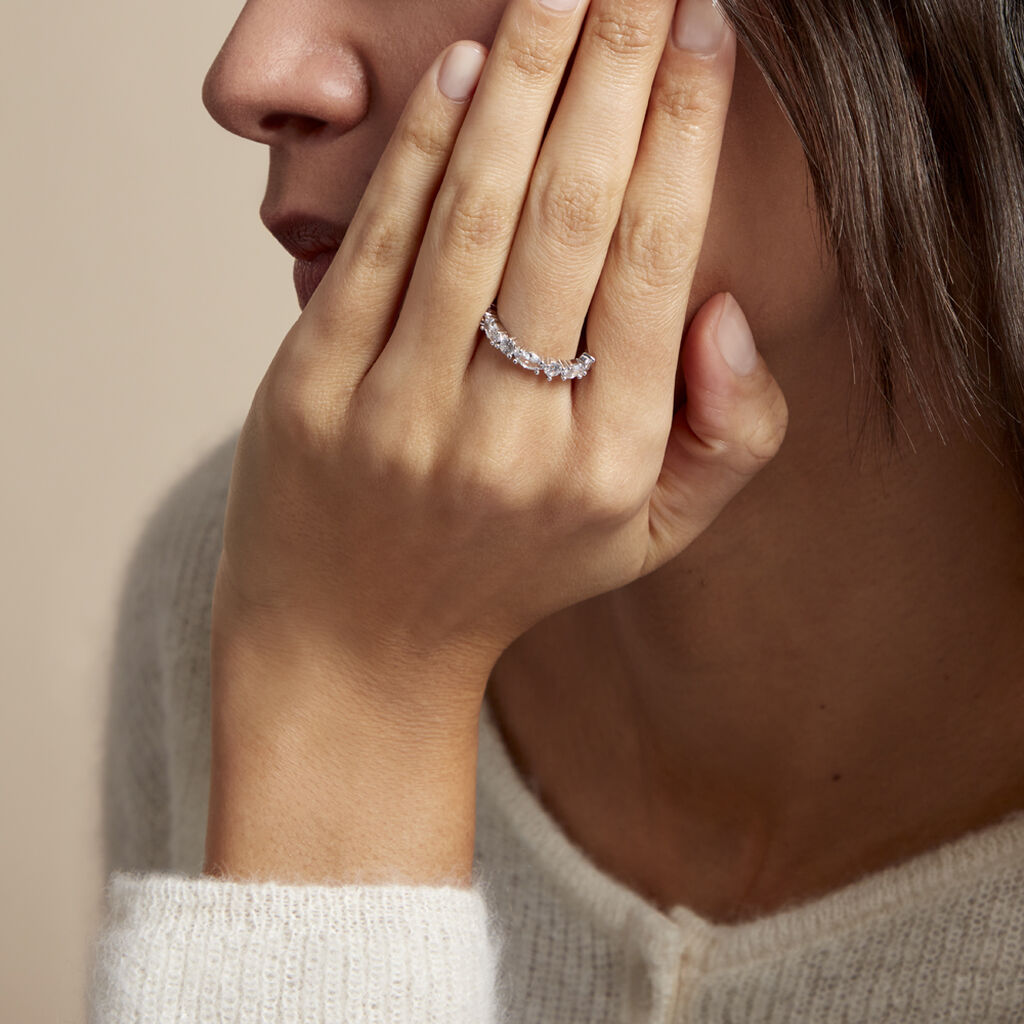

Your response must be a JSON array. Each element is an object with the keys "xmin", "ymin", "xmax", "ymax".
[
  {"xmin": 293, "ymin": 249, "xmax": 338, "ymax": 310},
  {"xmin": 262, "ymin": 210, "xmax": 348, "ymax": 308}
]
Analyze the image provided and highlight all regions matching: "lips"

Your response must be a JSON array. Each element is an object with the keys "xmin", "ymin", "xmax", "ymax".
[
  {"xmin": 263, "ymin": 211, "xmax": 348, "ymax": 308},
  {"xmin": 293, "ymin": 249, "xmax": 337, "ymax": 309}
]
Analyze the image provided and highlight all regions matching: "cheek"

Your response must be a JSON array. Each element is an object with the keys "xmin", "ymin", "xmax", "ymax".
[
  {"xmin": 686, "ymin": 47, "xmax": 842, "ymax": 368},
  {"xmin": 450, "ymin": 0, "xmax": 508, "ymax": 46},
  {"xmin": 375, "ymin": 0, "xmax": 509, "ymax": 125},
  {"xmin": 401, "ymin": 0, "xmax": 508, "ymax": 68}
]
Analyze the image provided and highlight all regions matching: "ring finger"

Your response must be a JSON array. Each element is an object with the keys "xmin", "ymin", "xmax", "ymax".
[{"xmin": 475, "ymin": 0, "xmax": 679, "ymax": 391}]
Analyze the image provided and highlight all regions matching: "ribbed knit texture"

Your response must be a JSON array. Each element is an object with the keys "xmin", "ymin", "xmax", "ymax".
[
  {"xmin": 89, "ymin": 874, "xmax": 497, "ymax": 1022},
  {"xmin": 88, "ymin": 428, "xmax": 1024, "ymax": 1022}
]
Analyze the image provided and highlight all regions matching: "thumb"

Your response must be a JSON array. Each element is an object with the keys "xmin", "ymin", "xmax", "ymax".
[{"xmin": 644, "ymin": 291, "xmax": 788, "ymax": 572}]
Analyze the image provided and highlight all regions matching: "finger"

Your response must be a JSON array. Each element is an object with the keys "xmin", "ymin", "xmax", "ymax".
[
  {"xmin": 381, "ymin": 0, "xmax": 593, "ymax": 388},
  {"xmin": 298, "ymin": 42, "xmax": 487, "ymax": 384},
  {"xmin": 643, "ymin": 292, "xmax": 789, "ymax": 574},
  {"xmin": 474, "ymin": 0, "xmax": 678, "ymax": 386},
  {"xmin": 576, "ymin": 0, "xmax": 735, "ymax": 451}
]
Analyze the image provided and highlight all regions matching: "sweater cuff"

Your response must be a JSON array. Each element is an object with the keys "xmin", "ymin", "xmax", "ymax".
[{"xmin": 88, "ymin": 871, "xmax": 500, "ymax": 1023}]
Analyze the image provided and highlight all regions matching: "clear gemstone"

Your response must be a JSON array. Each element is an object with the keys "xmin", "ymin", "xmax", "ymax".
[{"xmin": 482, "ymin": 308, "xmax": 596, "ymax": 380}]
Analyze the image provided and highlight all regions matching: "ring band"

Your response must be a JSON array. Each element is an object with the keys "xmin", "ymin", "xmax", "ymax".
[{"xmin": 480, "ymin": 304, "xmax": 596, "ymax": 382}]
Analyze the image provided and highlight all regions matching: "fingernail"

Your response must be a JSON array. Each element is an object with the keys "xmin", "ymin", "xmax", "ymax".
[
  {"xmin": 673, "ymin": 0, "xmax": 728, "ymax": 52},
  {"xmin": 538, "ymin": 0, "xmax": 581, "ymax": 11},
  {"xmin": 438, "ymin": 43, "xmax": 487, "ymax": 102},
  {"xmin": 715, "ymin": 293, "xmax": 758, "ymax": 376}
]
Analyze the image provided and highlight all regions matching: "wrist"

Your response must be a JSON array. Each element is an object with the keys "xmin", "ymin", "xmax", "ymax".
[
  {"xmin": 204, "ymin": 704, "xmax": 481, "ymax": 886},
  {"xmin": 205, "ymin": 594, "xmax": 489, "ymax": 887}
]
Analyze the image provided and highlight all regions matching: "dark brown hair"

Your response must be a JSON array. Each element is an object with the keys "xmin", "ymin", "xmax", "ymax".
[{"xmin": 717, "ymin": 0, "xmax": 1024, "ymax": 484}]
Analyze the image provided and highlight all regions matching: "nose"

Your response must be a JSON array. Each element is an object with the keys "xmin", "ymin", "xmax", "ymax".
[{"xmin": 201, "ymin": 0, "xmax": 370, "ymax": 144}]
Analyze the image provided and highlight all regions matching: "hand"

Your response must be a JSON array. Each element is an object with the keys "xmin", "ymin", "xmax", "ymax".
[{"xmin": 216, "ymin": 0, "xmax": 788, "ymax": 709}]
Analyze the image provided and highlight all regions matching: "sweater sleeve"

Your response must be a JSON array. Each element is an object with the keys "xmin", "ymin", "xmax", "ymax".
[
  {"xmin": 87, "ymin": 430, "xmax": 503, "ymax": 1023},
  {"xmin": 89, "ymin": 872, "xmax": 499, "ymax": 1023}
]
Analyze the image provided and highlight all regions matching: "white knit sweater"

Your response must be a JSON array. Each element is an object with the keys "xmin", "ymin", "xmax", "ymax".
[{"xmin": 87, "ymin": 429, "xmax": 1024, "ymax": 1023}]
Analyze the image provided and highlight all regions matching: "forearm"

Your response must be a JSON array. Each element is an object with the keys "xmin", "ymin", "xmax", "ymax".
[{"xmin": 203, "ymin": 601, "xmax": 488, "ymax": 888}]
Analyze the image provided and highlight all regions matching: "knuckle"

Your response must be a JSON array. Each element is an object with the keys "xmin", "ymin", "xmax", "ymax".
[
  {"xmin": 360, "ymin": 408, "xmax": 440, "ymax": 488},
  {"xmin": 500, "ymin": 35, "xmax": 563, "ymax": 83},
  {"xmin": 379, "ymin": 434, "xmax": 436, "ymax": 486},
  {"xmin": 350, "ymin": 216, "xmax": 405, "ymax": 275},
  {"xmin": 588, "ymin": 8, "xmax": 658, "ymax": 64},
  {"xmin": 441, "ymin": 179, "xmax": 515, "ymax": 256},
  {"xmin": 612, "ymin": 204, "xmax": 693, "ymax": 291},
  {"xmin": 685, "ymin": 383, "xmax": 739, "ymax": 454},
  {"xmin": 575, "ymin": 453, "xmax": 645, "ymax": 522},
  {"xmin": 741, "ymin": 385, "xmax": 789, "ymax": 466},
  {"xmin": 259, "ymin": 361, "xmax": 334, "ymax": 455},
  {"xmin": 532, "ymin": 170, "xmax": 612, "ymax": 251},
  {"xmin": 397, "ymin": 113, "xmax": 454, "ymax": 164},
  {"xmin": 434, "ymin": 442, "xmax": 531, "ymax": 521},
  {"xmin": 650, "ymin": 74, "xmax": 721, "ymax": 142}
]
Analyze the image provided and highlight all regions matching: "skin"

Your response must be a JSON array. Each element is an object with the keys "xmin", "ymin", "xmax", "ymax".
[{"xmin": 202, "ymin": 0, "xmax": 1024, "ymax": 923}]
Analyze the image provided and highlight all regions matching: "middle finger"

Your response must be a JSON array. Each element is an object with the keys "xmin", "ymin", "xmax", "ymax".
[{"xmin": 480, "ymin": 0, "xmax": 677, "ymax": 383}]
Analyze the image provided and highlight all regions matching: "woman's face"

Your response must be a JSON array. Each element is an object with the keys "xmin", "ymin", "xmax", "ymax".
[{"xmin": 202, "ymin": 0, "xmax": 842, "ymax": 398}]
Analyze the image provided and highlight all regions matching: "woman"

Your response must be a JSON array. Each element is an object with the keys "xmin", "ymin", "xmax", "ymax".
[{"xmin": 89, "ymin": 0, "xmax": 1024, "ymax": 1020}]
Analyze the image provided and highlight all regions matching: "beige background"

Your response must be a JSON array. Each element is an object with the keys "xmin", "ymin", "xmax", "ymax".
[{"xmin": 3, "ymin": 1, "xmax": 299, "ymax": 1019}]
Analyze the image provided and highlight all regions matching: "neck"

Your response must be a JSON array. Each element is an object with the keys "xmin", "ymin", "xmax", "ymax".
[{"xmin": 486, "ymin": 388, "xmax": 1024, "ymax": 924}]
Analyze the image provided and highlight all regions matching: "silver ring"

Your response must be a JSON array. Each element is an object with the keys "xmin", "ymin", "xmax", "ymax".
[{"xmin": 479, "ymin": 304, "xmax": 595, "ymax": 382}]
